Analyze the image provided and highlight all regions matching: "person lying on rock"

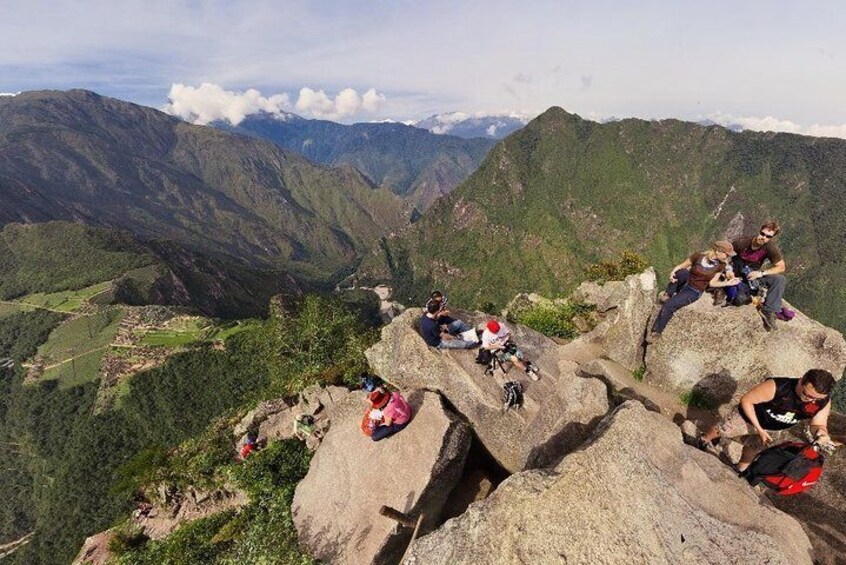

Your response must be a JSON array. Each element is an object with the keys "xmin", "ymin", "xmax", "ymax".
[
  {"xmin": 647, "ymin": 240, "xmax": 741, "ymax": 342},
  {"xmin": 697, "ymin": 369, "xmax": 836, "ymax": 472},
  {"xmin": 364, "ymin": 388, "xmax": 413, "ymax": 442},
  {"xmin": 419, "ymin": 299, "xmax": 479, "ymax": 349},
  {"xmin": 726, "ymin": 221, "xmax": 788, "ymax": 332},
  {"xmin": 481, "ymin": 320, "xmax": 539, "ymax": 380}
]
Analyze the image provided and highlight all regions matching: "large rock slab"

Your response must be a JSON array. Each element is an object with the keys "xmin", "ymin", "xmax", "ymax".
[
  {"xmin": 365, "ymin": 309, "xmax": 609, "ymax": 473},
  {"xmin": 404, "ymin": 401, "xmax": 815, "ymax": 565},
  {"xmin": 563, "ymin": 268, "xmax": 657, "ymax": 371},
  {"xmin": 292, "ymin": 390, "xmax": 471, "ymax": 565},
  {"xmin": 644, "ymin": 295, "xmax": 846, "ymax": 403}
]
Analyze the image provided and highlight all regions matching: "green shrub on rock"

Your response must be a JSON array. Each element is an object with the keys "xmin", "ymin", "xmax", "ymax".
[{"xmin": 509, "ymin": 301, "xmax": 596, "ymax": 339}]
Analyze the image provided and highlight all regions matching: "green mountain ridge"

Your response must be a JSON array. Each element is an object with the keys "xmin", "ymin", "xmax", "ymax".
[
  {"xmin": 359, "ymin": 107, "xmax": 846, "ymax": 333},
  {"xmin": 0, "ymin": 90, "xmax": 408, "ymax": 282},
  {"xmin": 218, "ymin": 114, "xmax": 495, "ymax": 211}
]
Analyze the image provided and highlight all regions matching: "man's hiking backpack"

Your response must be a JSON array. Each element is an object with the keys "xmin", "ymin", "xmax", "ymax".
[
  {"xmin": 475, "ymin": 348, "xmax": 493, "ymax": 366},
  {"xmin": 743, "ymin": 441, "xmax": 824, "ymax": 495},
  {"xmin": 503, "ymin": 381, "xmax": 524, "ymax": 410}
]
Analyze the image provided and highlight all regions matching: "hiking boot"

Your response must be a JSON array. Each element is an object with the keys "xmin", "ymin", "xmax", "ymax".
[
  {"xmin": 525, "ymin": 363, "xmax": 540, "ymax": 381},
  {"xmin": 694, "ymin": 436, "xmax": 720, "ymax": 457},
  {"xmin": 761, "ymin": 309, "xmax": 777, "ymax": 332},
  {"xmin": 658, "ymin": 291, "xmax": 670, "ymax": 304}
]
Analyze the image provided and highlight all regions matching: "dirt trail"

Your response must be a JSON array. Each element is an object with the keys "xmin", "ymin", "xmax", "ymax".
[{"xmin": 0, "ymin": 532, "xmax": 34, "ymax": 559}]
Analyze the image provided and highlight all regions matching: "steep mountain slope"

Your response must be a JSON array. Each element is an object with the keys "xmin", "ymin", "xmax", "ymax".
[
  {"xmin": 0, "ymin": 221, "xmax": 299, "ymax": 318},
  {"xmin": 360, "ymin": 107, "xmax": 846, "ymax": 332},
  {"xmin": 0, "ymin": 90, "xmax": 406, "ymax": 281},
  {"xmin": 219, "ymin": 114, "xmax": 494, "ymax": 210}
]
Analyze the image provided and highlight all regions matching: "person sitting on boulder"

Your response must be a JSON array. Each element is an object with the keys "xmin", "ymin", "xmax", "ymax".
[
  {"xmin": 697, "ymin": 369, "xmax": 836, "ymax": 472},
  {"xmin": 727, "ymin": 221, "xmax": 788, "ymax": 331},
  {"xmin": 424, "ymin": 290, "xmax": 446, "ymax": 313},
  {"xmin": 419, "ymin": 299, "xmax": 479, "ymax": 349},
  {"xmin": 648, "ymin": 240, "xmax": 741, "ymax": 342},
  {"xmin": 365, "ymin": 388, "xmax": 413, "ymax": 442},
  {"xmin": 238, "ymin": 434, "xmax": 258, "ymax": 460},
  {"xmin": 481, "ymin": 320, "xmax": 539, "ymax": 380}
]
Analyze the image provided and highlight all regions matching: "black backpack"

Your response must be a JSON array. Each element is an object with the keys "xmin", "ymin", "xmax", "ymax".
[
  {"xmin": 475, "ymin": 348, "xmax": 493, "ymax": 366},
  {"xmin": 503, "ymin": 381, "xmax": 524, "ymax": 410},
  {"xmin": 742, "ymin": 441, "xmax": 824, "ymax": 495}
]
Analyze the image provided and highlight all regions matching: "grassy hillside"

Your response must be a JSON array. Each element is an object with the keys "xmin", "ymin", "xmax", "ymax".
[
  {"xmin": 0, "ymin": 222, "xmax": 301, "ymax": 319},
  {"xmin": 360, "ymin": 108, "xmax": 846, "ymax": 334},
  {"xmin": 0, "ymin": 90, "xmax": 407, "ymax": 281},
  {"xmin": 0, "ymin": 222, "xmax": 154, "ymax": 300}
]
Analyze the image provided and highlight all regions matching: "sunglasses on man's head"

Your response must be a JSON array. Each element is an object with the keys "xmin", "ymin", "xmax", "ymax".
[{"xmin": 759, "ymin": 231, "xmax": 775, "ymax": 239}]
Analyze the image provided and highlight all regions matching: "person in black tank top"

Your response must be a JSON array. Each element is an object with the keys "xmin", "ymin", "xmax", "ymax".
[{"xmin": 699, "ymin": 369, "xmax": 835, "ymax": 471}]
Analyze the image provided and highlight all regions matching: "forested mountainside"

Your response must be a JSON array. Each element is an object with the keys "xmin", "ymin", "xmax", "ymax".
[
  {"xmin": 0, "ymin": 90, "xmax": 407, "ymax": 282},
  {"xmin": 360, "ymin": 107, "xmax": 846, "ymax": 333},
  {"xmin": 0, "ymin": 220, "xmax": 376, "ymax": 564},
  {"xmin": 217, "ymin": 114, "xmax": 494, "ymax": 211}
]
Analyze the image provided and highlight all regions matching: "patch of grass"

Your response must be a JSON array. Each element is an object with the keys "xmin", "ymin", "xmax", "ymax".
[
  {"xmin": 140, "ymin": 330, "xmax": 204, "ymax": 348},
  {"xmin": 42, "ymin": 348, "xmax": 107, "ymax": 388},
  {"xmin": 586, "ymin": 251, "xmax": 650, "ymax": 284},
  {"xmin": 509, "ymin": 301, "xmax": 596, "ymax": 339},
  {"xmin": 632, "ymin": 365, "xmax": 646, "ymax": 382},
  {"xmin": 13, "ymin": 281, "xmax": 113, "ymax": 313},
  {"xmin": 680, "ymin": 389, "xmax": 719, "ymax": 410},
  {"xmin": 31, "ymin": 307, "xmax": 125, "ymax": 386},
  {"xmin": 138, "ymin": 318, "xmax": 257, "ymax": 348}
]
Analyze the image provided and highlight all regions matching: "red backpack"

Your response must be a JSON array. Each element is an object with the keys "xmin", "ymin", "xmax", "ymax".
[{"xmin": 743, "ymin": 441, "xmax": 824, "ymax": 495}]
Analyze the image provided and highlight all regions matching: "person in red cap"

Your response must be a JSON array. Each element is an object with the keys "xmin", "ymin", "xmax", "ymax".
[
  {"xmin": 648, "ymin": 240, "xmax": 741, "ymax": 341},
  {"xmin": 481, "ymin": 319, "xmax": 539, "ymax": 380},
  {"xmin": 365, "ymin": 387, "xmax": 413, "ymax": 442}
]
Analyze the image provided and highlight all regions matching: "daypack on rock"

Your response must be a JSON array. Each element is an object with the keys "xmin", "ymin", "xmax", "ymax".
[
  {"xmin": 475, "ymin": 348, "xmax": 493, "ymax": 366},
  {"xmin": 360, "ymin": 408, "xmax": 384, "ymax": 437},
  {"xmin": 743, "ymin": 441, "xmax": 824, "ymax": 495},
  {"xmin": 502, "ymin": 381, "xmax": 524, "ymax": 410}
]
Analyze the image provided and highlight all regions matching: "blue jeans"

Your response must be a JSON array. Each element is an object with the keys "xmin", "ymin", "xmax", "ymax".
[
  {"xmin": 372, "ymin": 422, "xmax": 408, "ymax": 442},
  {"xmin": 652, "ymin": 269, "xmax": 702, "ymax": 333},
  {"xmin": 437, "ymin": 319, "xmax": 478, "ymax": 349}
]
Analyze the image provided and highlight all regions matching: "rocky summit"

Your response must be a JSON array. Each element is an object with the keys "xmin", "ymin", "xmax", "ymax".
[
  {"xmin": 365, "ymin": 309, "xmax": 610, "ymax": 473},
  {"xmin": 566, "ymin": 268, "xmax": 658, "ymax": 371},
  {"xmin": 404, "ymin": 401, "xmax": 815, "ymax": 565},
  {"xmin": 645, "ymin": 294, "xmax": 846, "ymax": 404},
  {"xmin": 291, "ymin": 391, "xmax": 471, "ymax": 565}
]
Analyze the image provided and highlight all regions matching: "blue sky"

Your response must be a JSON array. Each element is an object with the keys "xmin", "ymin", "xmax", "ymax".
[{"xmin": 2, "ymin": 1, "xmax": 844, "ymax": 135}]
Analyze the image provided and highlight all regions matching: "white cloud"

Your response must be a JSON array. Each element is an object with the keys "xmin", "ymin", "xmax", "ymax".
[
  {"xmin": 707, "ymin": 112, "xmax": 846, "ymax": 140},
  {"xmin": 165, "ymin": 83, "xmax": 387, "ymax": 125},
  {"xmin": 362, "ymin": 88, "xmax": 386, "ymax": 112},
  {"xmin": 295, "ymin": 86, "xmax": 385, "ymax": 120},
  {"xmin": 165, "ymin": 83, "xmax": 291, "ymax": 125}
]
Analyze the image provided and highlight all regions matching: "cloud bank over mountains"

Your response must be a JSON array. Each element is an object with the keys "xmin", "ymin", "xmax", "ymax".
[
  {"xmin": 707, "ymin": 112, "xmax": 846, "ymax": 140},
  {"xmin": 161, "ymin": 83, "xmax": 846, "ymax": 142},
  {"xmin": 165, "ymin": 83, "xmax": 386, "ymax": 125}
]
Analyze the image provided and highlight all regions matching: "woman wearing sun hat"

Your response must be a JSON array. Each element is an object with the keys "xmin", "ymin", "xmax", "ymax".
[
  {"xmin": 647, "ymin": 240, "xmax": 741, "ymax": 342},
  {"xmin": 364, "ymin": 387, "xmax": 413, "ymax": 442}
]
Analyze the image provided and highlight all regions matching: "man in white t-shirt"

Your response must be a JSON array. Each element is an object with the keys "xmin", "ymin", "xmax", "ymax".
[{"xmin": 481, "ymin": 320, "xmax": 539, "ymax": 380}]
